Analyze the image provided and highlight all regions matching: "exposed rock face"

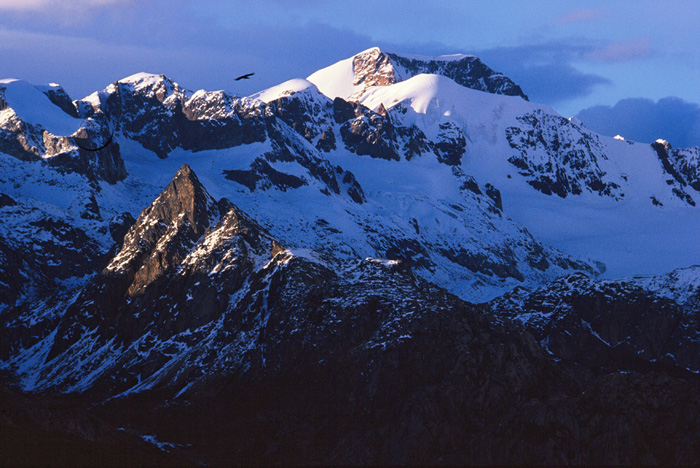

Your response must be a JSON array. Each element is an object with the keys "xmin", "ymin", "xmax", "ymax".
[
  {"xmin": 315, "ymin": 126, "xmax": 336, "ymax": 151},
  {"xmin": 53, "ymin": 164, "xmax": 224, "ymax": 347},
  {"xmin": 435, "ymin": 121, "xmax": 466, "ymax": 165},
  {"xmin": 224, "ymin": 157, "xmax": 307, "ymax": 191},
  {"xmin": 0, "ymin": 81, "xmax": 128, "ymax": 184},
  {"xmin": 45, "ymin": 164, "xmax": 278, "ymax": 388},
  {"xmin": 395, "ymin": 120, "xmax": 433, "ymax": 160},
  {"xmin": 506, "ymin": 110, "xmax": 621, "ymax": 198},
  {"xmin": 2, "ymin": 165, "xmax": 699, "ymax": 465},
  {"xmin": 651, "ymin": 141, "xmax": 698, "ymax": 205},
  {"xmin": 386, "ymin": 51, "xmax": 528, "ymax": 99},
  {"xmin": 267, "ymin": 89, "xmax": 334, "ymax": 144},
  {"xmin": 40, "ymin": 84, "xmax": 79, "ymax": 117},
  {"xmin": 89, "ymin": 255, "xmax": 699, "ymax": 465},
  {"xmin": 347, "ymin": 47, "xmax": 528, "ymax": 100},
  {"xmin": 79, "ymin": 75, "xmax": 268, "ymax": 158},
  {"xmin": 109, "ymin": 212, "xmax": 136, "ymax": 244},
  {"xmin": 328, "ymin": 96, "xmax": 401, "ymax": 161},
  {"xmin": 667, "ymin": 145, "xmax": 700, "ymax": 190},
  {"xmin": 340, "ymin": 112, "xmax": 399, "ymax": 161},
  {"xmin": 0, "ymin": 109, "xmax": 45, "ymax": 161},
  {"xmin": 353, "ymin": 47, "xmax": 399, "ymax": 89},
  {"xmin": 48, "ymin": 140, "xmax": 127, "ymax": 186},
  {"xmin": 490, "ymin": 272, "xmax": 700, "ymax": 374},
  {"xmin": 484, "ymin": 183, "xmax": 503, "ymax": 210}
]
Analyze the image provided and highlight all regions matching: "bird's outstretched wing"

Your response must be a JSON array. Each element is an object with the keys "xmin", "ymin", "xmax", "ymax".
[{"xmin": 235, "ymin": 73, "xmax": 255, "ymax": 81}]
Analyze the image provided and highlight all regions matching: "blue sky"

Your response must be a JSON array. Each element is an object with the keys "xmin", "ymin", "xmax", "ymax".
[{"xmin": 2, "ymin": 0, "xmax": 700, "ymax": 146}]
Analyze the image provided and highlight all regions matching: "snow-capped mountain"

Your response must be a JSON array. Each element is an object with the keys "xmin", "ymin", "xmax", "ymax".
[
  {"xmin": 307, "ymin": 46, "xmax": 528, "ymax": 101},
  {"xmin": 1, "ymin": 47, "xmax": 700, "ymax": 465}
]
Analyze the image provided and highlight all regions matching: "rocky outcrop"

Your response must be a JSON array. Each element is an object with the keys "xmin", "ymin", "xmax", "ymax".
[
  {"xmin": 347, "ymin": 48, "xmax": 528, "ymax": 100},
  {"xmin": 506, "ymin": 110, "xmax": 621, "ymax": 198},
  {"xmin": 352, "ymin": 48, "xmax": 398, "ymax": 90},
  {"xmin": 336, "ymin": 98, "xmax": 400, "ymax": 161},
  {"xmin": 6, "ymin": 53, "xmax": 700, "ymax": 466},
  {"xmin": 666, "ymin": 145, "xmax": 700, "ymax": 190},
  {"xmin": 435, "ymin": 121, "xmax": 466, "ymax": 165},
  {"xmin": 79, "ymin": 76, "xmax": 268, "ymax": 158},
  {"xmin": 267, "ymin": 90, "xmax": 334, "ymax": 144},
  {"xmin": 0, "ymin": 83, "xmax": 127, "ymax": 184},
  {"xmin": 387, "ymin": 50, "xmax": 528, "ymax": 100},
  {"xmin": 0, "ymin": 111, "xmax": 45, "ymax": 161},
  {"xmin": 3, "ymin": 164, "xmax": 699, "ymax": 465},
  {"xmin": 651, "ymin": 141, "xmax": 698, "ymax": 205},
  {"xmin": 49, "ymin": 130, "xmax": 127, "ymax": 185},
  {"xmin": 40, "ymin": 84, "xmax": 79, "ymax": 117},
  {"xmin": 490, "ymin": 272, "xmax": 700, "ymax": 374},
  {"xmin": 224, "ymin": 158, "xmax": 307, "ymax": 191},
  {"xmin": 44, "ymin": 165, "xmax": 278, "ymax": 387}
]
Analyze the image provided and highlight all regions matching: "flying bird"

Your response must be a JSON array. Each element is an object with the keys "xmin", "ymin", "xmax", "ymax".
[
  {"xmin": 74, "ymin": 133, "xmax": 113, "ymax": 152},
  {"xmin": 235, "ymin": 73, "xmax": 255, "ymax": 81}
]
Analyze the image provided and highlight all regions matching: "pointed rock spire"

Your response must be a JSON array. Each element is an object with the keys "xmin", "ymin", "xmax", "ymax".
[{"xmin": 106, "ymin": 164, "xmax": 220, "ymax": 296}]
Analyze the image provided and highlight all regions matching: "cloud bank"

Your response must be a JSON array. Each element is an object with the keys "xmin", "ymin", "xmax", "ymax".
[
  {"xmin": 476, "ymin": 42, "xmax": 611, "ymax": 105},
  {"xmin": 577, "ymin": 97, "xmax": 700, "ymax": 148}
]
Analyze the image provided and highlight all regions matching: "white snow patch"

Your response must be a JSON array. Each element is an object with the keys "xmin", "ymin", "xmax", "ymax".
[
  {"xmin": 0, "ymin": 79, "xmax": 83, "ymax": 135},
  {"xmin": 307, "ymin": 55, "xmax": 360, "ymax": 100},
  {"xmin": 249, "ymin": 78, "xmax": 316, "ymax": 103}
]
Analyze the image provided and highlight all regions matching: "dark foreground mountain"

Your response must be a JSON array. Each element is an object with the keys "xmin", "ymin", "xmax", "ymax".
[{"xmin": 2, "ymin": 165, "xmax": 698, "ymax": 466}]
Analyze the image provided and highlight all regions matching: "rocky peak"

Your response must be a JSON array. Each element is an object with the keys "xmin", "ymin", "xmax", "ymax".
[
  {"xmin": 116, "ymin": 72, "xmax": 184, "ymax": 103},
  {"xmin": 106, "ymin": 164, "xmax": 221, "ymax": 296},
  {"xmin": 650, "ymin": 139, "xmax": 698, "ymax": 205},
  {"xmin": 348, "ymin": 47, "xmax": 528, "ymax": 100},
  {"xmin": 150, "ymin": 163, "xmax": 216, "ymax": 230},
  {"xmin": 352, "ymin": 47, "xmax": 399, "ymax": 90},
  {"xmin": 309, "ymin": 47, "xmax": 528, "ymax": 102}
]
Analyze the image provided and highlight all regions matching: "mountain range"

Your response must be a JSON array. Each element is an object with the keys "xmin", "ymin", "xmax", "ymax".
[{"xmin": 1, "ymin": 47, "xmax": 699, "ymax": 465}]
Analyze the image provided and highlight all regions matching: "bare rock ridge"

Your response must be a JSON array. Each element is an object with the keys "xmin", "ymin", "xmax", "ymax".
[
  {"xmin": 111, "ymin": 163, "xmax": 220, "ymax": 295},
  {"xmin": 78, "ymin": 74, "xmax": 268, "ymax": 159},
  {"xmin": 349, "ymin": 47, "xmax": 528, "ymax": 100},
  {"xmin": 491, "ymin": 272, "xmax": 700, "ymax": 376},
  {"xmin": 42, "ymin": 164, "xmax": 292, "ymax": 396},
  {"xmin": 385, "ymin": 50, "xmax": 528, "ymax": 99}
]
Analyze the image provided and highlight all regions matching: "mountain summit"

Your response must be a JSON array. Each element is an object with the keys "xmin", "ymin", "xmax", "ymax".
[{"xmin": 307, "ymin": 46, "xmax": 528, "ymax": 101}]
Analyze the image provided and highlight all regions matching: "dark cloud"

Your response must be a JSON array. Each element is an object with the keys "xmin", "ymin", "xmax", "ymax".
[
  {"xmin": 576, "ymin": 97, "xmax": 700, "ymax": 148},
  {"xmin": 476, "ymin": 42, "xmax": 611, "ymax": 105}
]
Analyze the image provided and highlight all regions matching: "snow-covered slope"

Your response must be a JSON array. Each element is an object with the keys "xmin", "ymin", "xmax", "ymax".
[
  {"xmin": 0, "ymin": 79, "xmax": 83, "ymax": 137},
  {"xmin": 316, "ymin": 60, "xmax": 700, "ymax": 278}
]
